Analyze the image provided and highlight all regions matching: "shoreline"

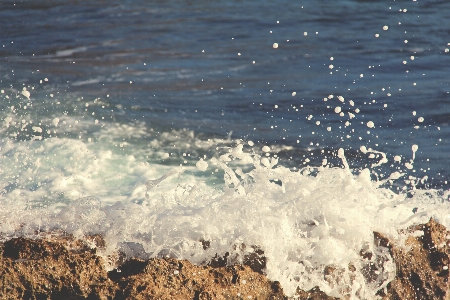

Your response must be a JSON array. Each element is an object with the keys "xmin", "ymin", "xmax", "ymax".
[{"xmin": 1, "ymin": 218, "xmax": 449, "ymax": 299}]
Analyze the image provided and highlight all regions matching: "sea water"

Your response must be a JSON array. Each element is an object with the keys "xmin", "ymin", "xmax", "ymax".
[{"xmin": 1, "ymin": 0, "xmax": 450, "ymax": 298}]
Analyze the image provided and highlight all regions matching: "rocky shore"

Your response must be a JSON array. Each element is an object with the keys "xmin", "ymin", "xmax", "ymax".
[{"xmin": 1, "ymin": 218, "xmax": 449, "ymax": 299}]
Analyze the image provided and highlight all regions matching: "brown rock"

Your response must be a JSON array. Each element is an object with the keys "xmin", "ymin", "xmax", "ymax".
[
  {"xmin": 0, "ymin": 236, "xmax": 116, "ymax": 299},
  {"xmin": 113, "ymin": 257, "xmax": 285, "ymax": 300},
  {"xmin": 376, "ymin": 218, "xmax": 450, "ymax": 300},
  {"xmin": 0, "ymin": 236, "xmax": 287, "ymax": 299},
  {"xmin": 295, "ymin": 286, "xmax": 340, "ymax": 300},
  {"xmin": 1, "ymin": 218, "xmax": 450, "ymax": 299}
]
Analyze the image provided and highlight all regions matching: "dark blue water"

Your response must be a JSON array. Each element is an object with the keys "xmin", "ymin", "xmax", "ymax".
[{"xmin": 1, "ymin": 0, "xmax": 449, "ymax": 186}]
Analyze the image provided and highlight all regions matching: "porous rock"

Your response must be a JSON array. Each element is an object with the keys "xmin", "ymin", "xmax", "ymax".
[
  {"xmin": 376, "ymin": 218, "xmax": 450, "ymax": 300},
  {"xmin": 0, "ymin": 236, "xmax": 115, "ymax": 299},
  {"xmin": 1, "ymin": 218, "xmax": 450, "ymax": 299},
  {"xmin": 0, "ymin": 236, "xmax": 286, "ymax": 299}
]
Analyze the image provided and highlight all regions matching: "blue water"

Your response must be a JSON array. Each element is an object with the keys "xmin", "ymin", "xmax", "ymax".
[{"xmin": 2, "ymin": 1, "xmax": 449, "ymax": 188}]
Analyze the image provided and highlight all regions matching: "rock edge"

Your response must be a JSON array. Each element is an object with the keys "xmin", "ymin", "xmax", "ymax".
[{"xmin": 1, "ymin": 218, "xmax": 449, "ymax": 299}]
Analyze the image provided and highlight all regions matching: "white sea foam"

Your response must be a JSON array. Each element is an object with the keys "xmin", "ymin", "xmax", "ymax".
[
  {"xmin": 0, "ymin": 120, "xmax": 449, "ymax": 298},
  {"xmin": 0, "ymin": 88, "xmax": 448, "ymax": 299}
]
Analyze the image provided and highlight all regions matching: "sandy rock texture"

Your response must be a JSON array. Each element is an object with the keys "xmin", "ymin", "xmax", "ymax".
[
  {"xmin": 0, "ymin": 218, "xmax": 449, "ymax": 299},
  {"xmin": 378, "ymin": 218, "xmax": 450, "ymax": 300},
  {"xmin": 0, "ymin": 235, "xmax": 115, "ymax": 299},
  {"xmin": 0, "ymin": 235, "xmax": 286, "ymax": 299}
]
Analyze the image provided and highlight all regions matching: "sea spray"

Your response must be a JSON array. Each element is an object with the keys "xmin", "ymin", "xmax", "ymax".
[
  {"xmin": 0, "ymin": 88, "xmax": 447, "ymax": 296},
  {"xmin": 2, "ymin": 134, "xmax": 448, "ymax": 298}
]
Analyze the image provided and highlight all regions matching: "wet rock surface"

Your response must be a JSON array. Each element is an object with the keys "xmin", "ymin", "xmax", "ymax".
[
  {"xmin": 0, "ymin": 235, "xmax": 285, "ymax": 299},
  {"xmin": 377, "ymin": 218, "xmax": 450, "ymax": 300},
  {"xmin": 0, "ymin": 218, "xmax": 449, "ymax": 299},
  {"xmin": 0, "ymin": 235, "xmax": 116, "ymax": 300}
]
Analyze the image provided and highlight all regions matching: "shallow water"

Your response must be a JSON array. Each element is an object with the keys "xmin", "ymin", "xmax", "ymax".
[{"xmin": 1, "ymin": 1, "xmax": 450, "ymax": 298}]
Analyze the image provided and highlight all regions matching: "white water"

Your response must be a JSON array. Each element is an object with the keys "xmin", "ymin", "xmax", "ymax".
[{"xmin": 1, "ymin": 108, "xmax": 449, "ymax": 298}]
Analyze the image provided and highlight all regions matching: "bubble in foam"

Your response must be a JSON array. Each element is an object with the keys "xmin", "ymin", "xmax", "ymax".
[
  {"xmin": 334, "ymin": 106, "xmax": 342, "ymax": 113},
  {"xmin": 21, "ymin": 88, "xmax": 30, "ymax": 99},
  {"xmin": 394, "ymin": 155, "xmax": 402, "ymax": 162},
  {"xmin": 32, "ymin": 126, "xmax": 43, "ymax": 133},
  {"xmin": 272, "ymin": 43, "xmax": 279, "ymax": 49},
  {"xmin": 248, "ymin": 141, "xmax": 254, "ymax": 146},
  {"xmin": 367, "ymin": 121, "xmax": 375, "ymax": 128},
  {"xmin": 262, "ymin": 146, "xmax": 270, "ymax": 152},
  {"xmin": 418, "ymin": 117, "xmax": 424, "ymax": 123},
  {"xmin": 412, "ymin": 144, "xmax": 419, "ymax": 161},
  {"xmin": 261, "ymin": 157, "xmax": 270, "ymax": 167},
  {"xmin": 196, "ymin": 158, "xmax": 208, "ymax": 171}
]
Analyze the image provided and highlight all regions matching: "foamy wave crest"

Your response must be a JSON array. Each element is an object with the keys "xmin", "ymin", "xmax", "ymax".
[{"xmin": 1, "ymin": 138, "xmax": 449, "ymax": 298}]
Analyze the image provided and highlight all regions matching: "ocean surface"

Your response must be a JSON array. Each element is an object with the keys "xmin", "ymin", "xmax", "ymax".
[{"xmin": 1, "ymin": 0, "xmax": 450, "ymax": 298}]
